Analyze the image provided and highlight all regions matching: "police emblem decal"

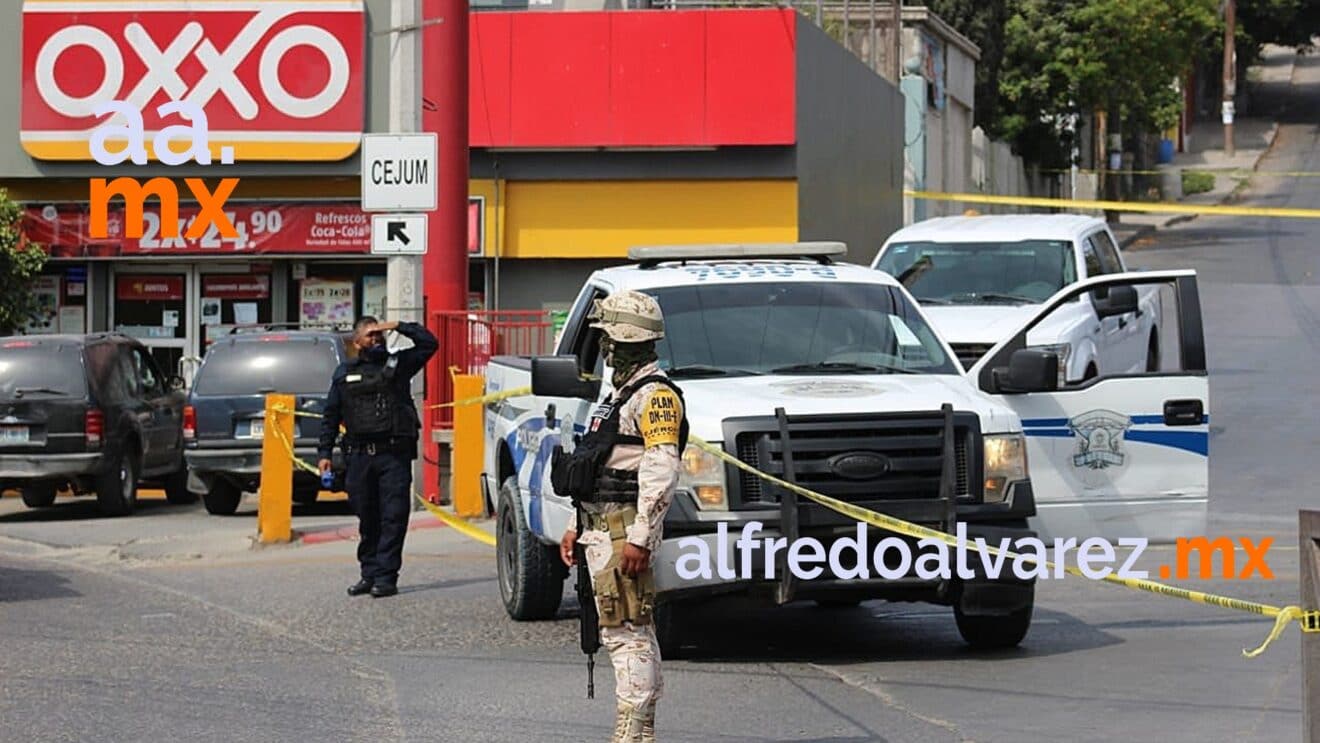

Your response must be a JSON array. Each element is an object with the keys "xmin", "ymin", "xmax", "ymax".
[{"xmin": 1067, "ymin": 410, "xmax": 1133, "ymax": 470}]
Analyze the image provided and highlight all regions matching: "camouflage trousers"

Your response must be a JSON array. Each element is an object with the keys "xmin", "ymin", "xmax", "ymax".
[{"xmin": 581, "ymin": 517, "xmax": 664, "ymax": 708}]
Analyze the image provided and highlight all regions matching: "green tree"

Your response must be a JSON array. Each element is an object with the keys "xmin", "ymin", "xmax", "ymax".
[
  {"xmin": 0, "ymin": 192, "xmax": 49, "ymax": 335},
  {"xmin": 996, "ymin": 0, "xmax": 1218, "ymax": 166}
]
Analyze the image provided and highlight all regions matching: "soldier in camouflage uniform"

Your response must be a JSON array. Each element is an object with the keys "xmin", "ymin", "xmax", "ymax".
[{"xmin": 560, "ymin": 290, "xmax": 682, "ymax": 743}]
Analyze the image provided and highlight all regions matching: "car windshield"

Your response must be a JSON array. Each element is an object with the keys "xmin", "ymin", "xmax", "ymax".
[
  {"xmin": 0, "ymin": 343, "xmax": 86, "ymax": 399},
  {"xmin": 876, "ymin": 240, "xmax": 1077, "ymax": 304},
  {"xmin": 193, "ymin": 339, "xmax": 339, "ymax": 396},
  {"xmin": 646, "ymin": 282, "xmax": 958, "ymax": 375}
]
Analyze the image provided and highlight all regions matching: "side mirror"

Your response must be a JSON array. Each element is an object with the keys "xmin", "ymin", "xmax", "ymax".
[
  {"xmin": 167, "ymin": 375, "xmax": 187, "ymax": 392},
  {"xmin": 531, "ymin": 356, "xmax": 598, "ymax": 400},
  {"xmin": 992, "ymin": 348, "xmax": 1059, "ymax": 394},
  {"xmin": 1090, "ymin": 284, "xmax": 1139, "ymax": 319}
]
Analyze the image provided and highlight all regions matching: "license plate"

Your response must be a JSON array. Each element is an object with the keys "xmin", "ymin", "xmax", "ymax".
[
  {"xmin": 247, "ymin": 419, "xmax": 264, "ymax": 439},
  {"xmin": 0, "ymin": 426, "xmax": 29, "ymax": 444}
]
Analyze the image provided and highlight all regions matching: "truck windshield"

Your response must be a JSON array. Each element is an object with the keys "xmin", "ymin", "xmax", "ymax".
[
  {"xmin": 876, "ymin": 240, "xmax": 1077, "ymax": 304},
  {"xmin": 0, "ymin": 343, "xmax": 87, "ymax": 399},
  {"xmin": 646, "ymin": 282, "xmax": 958, "ymax": 375},
  {"xmin": 193, "ymin": 340, "xmax": 339, "ymax": 396}
]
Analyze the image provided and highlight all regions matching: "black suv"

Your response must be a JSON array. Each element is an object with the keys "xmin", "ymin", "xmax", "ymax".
[
  {"xmin": 185, "ymin": 329, "xmax": 348, "ymax": 515},
  {"xmin": 0, "ymin": 334, "xmax": 191, "ymax": 515}
]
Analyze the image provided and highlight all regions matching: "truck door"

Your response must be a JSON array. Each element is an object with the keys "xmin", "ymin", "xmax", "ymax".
[
  {"xmin": 969, "ymin": 270, "xmax": 1208, "ymax": 543},
  {"xmin": 518, "ymin": 284, "xmax": 608, "ymax": 542}
]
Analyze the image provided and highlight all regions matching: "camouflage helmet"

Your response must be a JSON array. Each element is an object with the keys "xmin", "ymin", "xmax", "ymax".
[{"xmin": 589, "ymin": 290, "xmax": 664, "ymax": 342}]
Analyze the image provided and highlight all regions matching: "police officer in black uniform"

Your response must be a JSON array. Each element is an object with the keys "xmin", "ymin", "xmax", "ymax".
[{"xmin": 318, "ymin": 316, "xmax": 438, "ymax": 598}]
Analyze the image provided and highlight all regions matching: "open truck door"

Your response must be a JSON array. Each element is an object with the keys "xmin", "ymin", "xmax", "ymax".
[{"xmin": 969, "ymin": 270, "xmax": 1208, "ymax": 543}]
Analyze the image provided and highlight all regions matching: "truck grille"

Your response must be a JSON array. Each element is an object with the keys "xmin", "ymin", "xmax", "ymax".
[
  {"xmin": 950, "ymin": 343, "xmax": 994, "ymax": 370},
  {"xmin": 727, "ymin": 411, "xmax": 980, "ymax": 506}
]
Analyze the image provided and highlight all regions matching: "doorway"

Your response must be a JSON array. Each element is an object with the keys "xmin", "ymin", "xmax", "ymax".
[{"xmin": 109, "ymin": 265, "xmax": 193, "ymax": 379}]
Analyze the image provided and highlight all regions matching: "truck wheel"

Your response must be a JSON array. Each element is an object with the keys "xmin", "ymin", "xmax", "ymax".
[
  {"xmin": 202, "ymin": 480, "xmax": 244, "ymax": 516},
  {"xmin": 293, "ymin": 485, "xmax": 320, "ymax": 505},
  {"xmin": 1146, "ymin": 333, "xmax": 1160, "ymax": 372},
  {"xmin": 163, "ymin": 461, "xmax": 196, "ymax": 505},
  {"xmin": 496, "ymin": 476, "xmax": 565, "ymax": 620},
  {"xmin": 954, "ymin": 602, "xmax": 1033, "ymax": 649},
  {"xmin": 20, "ymin": 481, "xmax": 58, "ymax": 508},
  {"xmin": 96, "ymin": 450, "xmax": 138, "ymax": 517}
]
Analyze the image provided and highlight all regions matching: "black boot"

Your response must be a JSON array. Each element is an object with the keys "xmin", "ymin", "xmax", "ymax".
[
  {"xmin": 347, "ymin": 579, "xmax": 374, "ymax": 597},
  {"xmin": 370, "ymin": 583, "xmax": 398, "ymax": 598}
]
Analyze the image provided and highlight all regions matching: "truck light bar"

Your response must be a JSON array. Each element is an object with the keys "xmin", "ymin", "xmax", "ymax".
[{"xmin": 628, "ymin": 242, "xmax": 848, "ymax": 268}]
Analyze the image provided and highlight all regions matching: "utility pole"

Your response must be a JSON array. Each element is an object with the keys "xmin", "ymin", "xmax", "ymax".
[
  {"xmin": 386, "ymin": 0, "xmax": 426, "ymax": 495},
  {"xmin": 891, "ymin": 0, "xmax": 902, "ymax": 83},
  {"xmin": 1222, "ymin": 0, "xmax": 1236, "ymax": 156}
]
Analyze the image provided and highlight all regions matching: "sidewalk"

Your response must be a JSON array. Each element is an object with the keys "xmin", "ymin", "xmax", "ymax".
[{"xmin": 1115, "ymin": 44, "xmax": 1297, "ymax": 242}]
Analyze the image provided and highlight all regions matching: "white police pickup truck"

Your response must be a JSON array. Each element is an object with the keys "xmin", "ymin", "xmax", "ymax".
[
  {"xmin": 873, "ymin": 215, "xmax": 1161, "ymax": 385},
  {"xmin": 483, "ymin": 243, "xmax": 1208, "ymax": 652}
]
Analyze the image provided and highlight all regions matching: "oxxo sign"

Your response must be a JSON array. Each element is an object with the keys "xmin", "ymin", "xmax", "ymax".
[{"xmin": 20, "ymin": 1, "xmax": 366, "ymax": 162}]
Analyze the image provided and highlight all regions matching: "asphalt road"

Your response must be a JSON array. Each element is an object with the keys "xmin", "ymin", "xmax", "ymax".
[{"xmin": 3, "ymin": 51, "xmax": 1319, "ymax": 743}]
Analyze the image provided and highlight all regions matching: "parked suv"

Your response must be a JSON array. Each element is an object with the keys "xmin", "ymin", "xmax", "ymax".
[
  {"xmin": 0, "ymin": 334, "xmax": 190, "ymax": 516},
  {"xmin": 185, "ymin": 329, "xmax": 349, "ymax": 515}
]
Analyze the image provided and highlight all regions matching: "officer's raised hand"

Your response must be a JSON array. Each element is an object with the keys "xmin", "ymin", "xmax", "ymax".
[
  {"xmin": 620, "ymin": 542, "xmax": 649, "ymax": 577},
  {"xmin": 560, "ymin": 529, "xmax": 577, "ymax": 566}
]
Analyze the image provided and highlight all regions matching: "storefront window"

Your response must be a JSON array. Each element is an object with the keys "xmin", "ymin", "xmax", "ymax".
[
  {"xmin": 114, "ymin": 273, "xmax": 187, "ymax": 375},
  {"xmin": 200, "ymin": 273, "xmax": 273, "ymax": 348}
]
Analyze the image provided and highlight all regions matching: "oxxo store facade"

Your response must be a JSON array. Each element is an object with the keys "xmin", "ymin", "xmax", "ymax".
[{"xmin": 0, "ymin": 0, "xmax": 486, "ymax": 380}]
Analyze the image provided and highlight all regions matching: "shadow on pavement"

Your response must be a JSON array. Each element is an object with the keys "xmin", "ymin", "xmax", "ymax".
[
  {"xmin": 0, "ymin": 497, "xmax": 180, "ymax": 523},
  {"xmin": 0, "ymin": 564, "xmax": 81, "ymax": 602},
  {"xmin": 645, "ymin": 599, "xmax": 1122, "ymax": 664}
]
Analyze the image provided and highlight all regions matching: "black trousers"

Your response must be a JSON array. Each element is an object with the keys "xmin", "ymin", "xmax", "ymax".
[{"xmin": 345, "ymin": 450, "xmax": 413, "ymax": 585}]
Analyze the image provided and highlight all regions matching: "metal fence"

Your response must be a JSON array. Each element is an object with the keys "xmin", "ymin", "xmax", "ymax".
[{"xmin": 429, "ymin": 310, "xmax": 556, "ymax": 429}]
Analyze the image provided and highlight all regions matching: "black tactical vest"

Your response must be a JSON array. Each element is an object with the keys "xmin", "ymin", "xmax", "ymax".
[
  {"xmin": 550, "ymin": 375, "xmax": 688, "ymax": 505},
  {"xmin": 342, "ymin": 355, "xmax": 401, "ymax": 437}
]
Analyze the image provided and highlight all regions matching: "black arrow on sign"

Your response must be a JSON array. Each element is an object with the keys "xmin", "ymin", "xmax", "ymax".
[{"xmin": 387, "ymin": 221, "xmax": 411, "ymax": 245}]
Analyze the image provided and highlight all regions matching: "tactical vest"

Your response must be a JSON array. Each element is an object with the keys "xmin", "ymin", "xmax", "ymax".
[
  {"xmin": 342, "ymin": 355, "xmax": 409, "ymax": 438},
  {"xmin": 550, "ymin": 375, "xmax": 688, "ymax": 505}
]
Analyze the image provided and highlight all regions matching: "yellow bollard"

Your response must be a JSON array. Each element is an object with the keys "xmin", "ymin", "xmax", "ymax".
[
  {"xmin": 258, "ymin": 393, "xmax": 294, "ymax": 543},
  {"xmin": 452, "ymin": 374, "xmax": 486, "ymax": 518}
]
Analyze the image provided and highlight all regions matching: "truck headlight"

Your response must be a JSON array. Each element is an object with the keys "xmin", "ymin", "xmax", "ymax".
[
  {"xmin": 680, "ymin": 444, "xmax": 727, "ymax": 510},
  {"xmin": 983, "ymin": 433, "xmax": 1027, "ymax": 503},
  {"xmin": 1028, "ymin": 343, "xmax": 1071, "ymax": 387}
]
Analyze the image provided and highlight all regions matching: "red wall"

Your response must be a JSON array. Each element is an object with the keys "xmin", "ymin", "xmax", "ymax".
[{"xmin": 468, "ymin": 9, "xmax": 797, "ymax": 148}]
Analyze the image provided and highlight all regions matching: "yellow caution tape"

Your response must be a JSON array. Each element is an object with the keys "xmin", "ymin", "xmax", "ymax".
[
  {"xmin": 412, "ymin": 491, "xmax": 498, "ymax": 547},
  {"xmin": 905, "ymin": 189, "xmax": 1320, "ymax": 219},
  {"xmin": 268, "ymin": 405, "xmax": 498, "ymax": 547},
  {"xmin": 1038, "ymin": 167, "xmax": 1320, "ymax": 178},
  {"xmin": 688, "ymin": 435, "xmax": 1319, "ymax": 658},
  {"xmin": 270, "ymin": 374, "xmax": 1320, "ymax": 655}
]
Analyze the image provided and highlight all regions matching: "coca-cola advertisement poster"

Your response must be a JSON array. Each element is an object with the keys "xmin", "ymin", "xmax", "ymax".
[{"xmin": 24, "ymin": 203, "xmax": 373, "ymax": 257}]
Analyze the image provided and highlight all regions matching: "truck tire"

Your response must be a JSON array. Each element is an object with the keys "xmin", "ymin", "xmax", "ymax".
[
  {"xmin": 496, "ymin": 476, "xmax": 565, "ymax": 620},
  {"xmin": 96, "ymin": 449, "xmax": 138, "ymax": 517},
  {"xmin": 293, "ymin": 484, "xmax": 320, "ymax": 505},
  {"xmin": 954, "ymin": 601, "xmax": 1033, "ymax": 649},
  {"xmin": 203, "ymin": 480, "xmax": 244, "ymax": 516},
  {"xmin": 20, "ymin": 481, "xmax": 58, "ymax": 508},
  {"xmin": 163, "ymin": 461, "xmax": 196, "ymax": 505}
]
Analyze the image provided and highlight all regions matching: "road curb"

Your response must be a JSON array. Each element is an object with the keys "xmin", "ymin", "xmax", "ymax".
[{"xmin": 298, "ymin": 515, "xmax": 445, "ymax": 545}]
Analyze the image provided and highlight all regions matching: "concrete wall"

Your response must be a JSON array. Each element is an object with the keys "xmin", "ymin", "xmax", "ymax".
[
  {"xmin": 795, "ymin": 17, "xmax": 904, "ymax": 267},
  {"xmin": 0, "ymin": 0, "xmax": 396, "ymax": 180}
]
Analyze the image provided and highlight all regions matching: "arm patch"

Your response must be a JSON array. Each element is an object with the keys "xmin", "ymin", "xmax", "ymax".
[{"xmin": 639, "ymin": 387, "xmax": 683, "ymax": 448}]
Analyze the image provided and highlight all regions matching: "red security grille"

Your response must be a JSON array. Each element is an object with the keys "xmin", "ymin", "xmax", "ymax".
[{"xmin": 428, "ymin": 310, "xmax": 556, "ymax": 429}]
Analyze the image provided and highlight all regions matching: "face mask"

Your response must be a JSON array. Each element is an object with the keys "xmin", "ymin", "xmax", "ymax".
[
  {"xmin": 599, "ymin": 336, "xmax": 616, "ymax": 366},
  {"xmin": 361, "ymin": 345, "xmax": 388, "ymax": 363}
]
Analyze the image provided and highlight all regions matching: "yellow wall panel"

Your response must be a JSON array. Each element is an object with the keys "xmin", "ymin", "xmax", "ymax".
[{"xmin": 497, "ymin": 180, "xmax": 798, "ymax": 259}]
